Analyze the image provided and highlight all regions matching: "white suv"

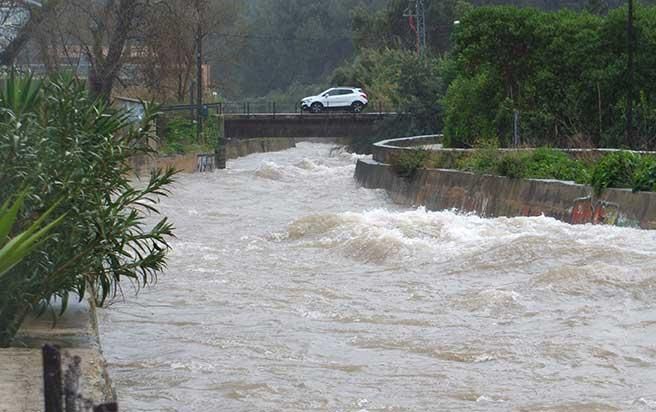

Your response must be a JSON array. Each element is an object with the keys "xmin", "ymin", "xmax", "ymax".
[{"xmin": 300, "ymin": 87, "xmax": 368, "ymax": 113}]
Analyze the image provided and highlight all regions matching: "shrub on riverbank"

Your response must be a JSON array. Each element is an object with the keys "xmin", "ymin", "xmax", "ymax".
[
  {"xmin": 159, "ymin": 114, "xmax": 218, "ymax": 155},
  {"xmin": 458, "ymin": 146, "xmax": 590, "ymax": 183},
  {"xmin": 589, "ymin": 151, "xmax": 640, "ymax": 195},
  {"xmin": 391, "ymin": 144, "xmax": 656, "ymax": 194},
  {"xmin": 0, "ymin": 73, "xmax": 176, "ymax": 347},
  {"xmin": 633, "ymin": 157, "xmax": 656, "ymax": 192},
  {"xmin": 390, "ymin": 149, "xmax": 431, "ymax": 178}
]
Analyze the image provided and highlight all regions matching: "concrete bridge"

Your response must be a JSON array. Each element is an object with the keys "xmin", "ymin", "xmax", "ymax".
[{"xmin": 223, "ymin": 112, "xmax": 397, "ymax": 139}]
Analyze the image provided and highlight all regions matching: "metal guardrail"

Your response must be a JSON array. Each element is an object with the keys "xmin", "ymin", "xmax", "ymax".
[{"xmin": 160, "ymin": 101, "xmax": 395, "ymax": 116}]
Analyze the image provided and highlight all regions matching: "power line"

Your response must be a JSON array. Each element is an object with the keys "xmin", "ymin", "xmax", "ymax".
[{"xmin": 207, "ymin": 31, "xmax": 353, "ymax": 43}]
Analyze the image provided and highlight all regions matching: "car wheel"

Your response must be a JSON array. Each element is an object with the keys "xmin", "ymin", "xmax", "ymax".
[
  {"xmin": 310, "ymin": 102, "xmax": 323, "ymax": 113},
  {"xmin": 351, "ymin": 101, "xmax": 364, "ymax": 113}
]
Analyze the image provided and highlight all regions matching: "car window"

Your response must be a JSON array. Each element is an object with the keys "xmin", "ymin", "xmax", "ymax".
[
  {"xmin": 338, "ymin": 89, "xmax": 353, "ymax": 95},
  {"xmin": 327, "ymin": 90, "xmax": 341, "ymax": 96}
]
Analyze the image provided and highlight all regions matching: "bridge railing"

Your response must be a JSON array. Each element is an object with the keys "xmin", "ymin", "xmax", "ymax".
[{"xmin": 160, "ymin": 101, "xmax": 395, "ymax": 116}]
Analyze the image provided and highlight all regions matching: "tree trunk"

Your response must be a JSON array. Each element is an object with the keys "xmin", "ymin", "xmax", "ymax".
[
  {"xmin": 87, "ymin": 0, "xmax": 139, "ymax": 100},
  {"xmin": 0, "ymin": 299, "xmax": 30, "ymax": 347},
  {"xmin": 0, "ymin": 0, "xmax": 62, "ymax": 66}
]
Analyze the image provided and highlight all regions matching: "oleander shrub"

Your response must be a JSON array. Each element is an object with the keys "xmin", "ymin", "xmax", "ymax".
[{"xmin": 0, "ymin": 72, "xmax": 176, "ymax": 347}]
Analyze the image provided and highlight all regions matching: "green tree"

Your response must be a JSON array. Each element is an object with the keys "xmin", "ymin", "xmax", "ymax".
[{"xmin": 444, "ymin": 5, "xmax": 656, "ymax": 149}]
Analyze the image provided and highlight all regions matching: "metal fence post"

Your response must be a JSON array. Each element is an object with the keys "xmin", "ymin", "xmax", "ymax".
[
  {"xmin": 43, "ymin": 344, "xmax": 63, "ymax": 412},
  {"xmin": 64, "ymin": 355, "xmax": 81, "ymax": 412},
  {"xmin": 93, "ymin": 402, "xmax": 119, "ymax": 412},
  {"xmin": 513, "ymin": 109, "xmax": 520, "ymax": 146},
  {"xmin": 273, "ymin": 102, "xmax": 276, "ymax": 119}
]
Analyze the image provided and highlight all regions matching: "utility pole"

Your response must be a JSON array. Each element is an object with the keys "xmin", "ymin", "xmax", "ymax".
[
  {"xmin": 403, "ymin": 0, "xmax": 427, "ymax": 55},
  {"xmin": 626, "ymin": 0, "xmax": 635, "ymax": 146},
  {"xmin": 195, "ymin": 2, "xmax": 203, "ymax": 143}
]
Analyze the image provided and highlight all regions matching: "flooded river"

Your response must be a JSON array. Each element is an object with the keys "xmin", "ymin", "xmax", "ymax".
[{"xmin": 99, "ymin": 142, "xmax": 656, "ymax": 411}]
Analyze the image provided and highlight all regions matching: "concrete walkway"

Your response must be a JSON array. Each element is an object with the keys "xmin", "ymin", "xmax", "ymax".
[{"xmin": 0, "ymin": 299, "xmax": 112, "ymax": 412}]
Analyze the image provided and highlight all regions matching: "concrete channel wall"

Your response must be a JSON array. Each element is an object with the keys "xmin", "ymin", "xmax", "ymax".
[
  {"xmin": 130, "ymin": 137, "xmax": 299, "ymax": 175},
  {"xmin": 2, "ymin": 136, "xmax": 321, "ymax": 410},
  {"xmin": 356, "ymin": 135, "xmax": 656, "ymax": 229}
]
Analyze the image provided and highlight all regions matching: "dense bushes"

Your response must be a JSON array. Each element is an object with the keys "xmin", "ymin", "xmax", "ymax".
[
  {"xmin": 390, "ymin": 149, "xmax": 431, "ymax": 178},
  {"xmin": 0, "ymin": 73, "xmax": 175, "ymax": 346},
  {"xmin": 445, "ymin": 5, "xmax": 656, "ymax": 149},
  {"xmin": 332, "ymin": 48, "xmax": 446, "ymax": 137},
  {"xmin": 589, "ymin": 151, "xmax": 640, "ymax": 194},
  {"xmin": 458, "ymin": 146, "xmax": 590, "ymax": 183},
  {"xmin": 633, "ymin": 156, "xmax": 656, "ymax": 192},
  {"xmin": 159, "ymin": 114, "xmax": 221, "ymax": 155},
  {"xmin": 391, "ymin": 144, "xmax": 656, "ymax": 194}
]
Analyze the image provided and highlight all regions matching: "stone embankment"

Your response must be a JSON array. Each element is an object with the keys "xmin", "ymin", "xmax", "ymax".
[{"xmin": 355, "ymin": 135, "xmax": 656, "ymax": 229}]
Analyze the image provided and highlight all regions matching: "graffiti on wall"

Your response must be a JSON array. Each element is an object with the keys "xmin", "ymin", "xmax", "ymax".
[{"xmin": 571, "ymin": 196, "xmax": 620, "ymax": 226}]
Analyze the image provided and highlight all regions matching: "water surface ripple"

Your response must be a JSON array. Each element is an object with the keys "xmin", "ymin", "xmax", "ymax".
[{"xmin": 99, "ymin": 143, "xmax": 656, "ymax": 411}]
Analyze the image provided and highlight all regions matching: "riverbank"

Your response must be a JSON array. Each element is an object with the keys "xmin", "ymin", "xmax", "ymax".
[
  {"xmin": 98, "ymin": 142, "xmax": 656, "ymax": 411},
  {"xmin": 0, "ymin": 299, "xmax": 114, "ymax": 411},
  {"xmin": 356, "ymin": 135, "xmax": 656, "ymax": 229},
  {"xmin": 130, "ymin": 137, "xmax": 352, "ymax": 175}
]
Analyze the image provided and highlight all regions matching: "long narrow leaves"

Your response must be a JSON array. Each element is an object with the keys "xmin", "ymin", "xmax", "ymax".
[
  {"xmin": 0, "ymin": 72, "xmax": 176, "ymax": 346},
  {"xmin": 0, "ymin": 197, "xmax": 66, "ymax": 278}
]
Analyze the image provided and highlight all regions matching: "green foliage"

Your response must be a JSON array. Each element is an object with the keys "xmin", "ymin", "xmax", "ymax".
[
  {"xmin": 0, "ymin": 73, "xmax": 176, "ymax": 347},
  {"xmin": 0, "ymin": 192, "xmax": 64, "ymax": 278},
  {"xmin": 334, "ymin": 49, "xmax": 445, "ymax": 137},
  {"xmin": 590, "ymin": 151, "xmax": 640, "ymax": 194},
  {"xmin": 443, "ymin": 72, "xmax": 507, "ymax": 147},
  {"xmin": 633, "ymin": 156, "xmax": 656, "ymax": 192},
  {"xmin": 457, "ymin": 139, "xmax": 501, "ymax": 174},
  {"xmin": 160, "ymin": 115, "xmax": 217, "ymax": 155},
  {"xmin": 390, "ymin": 149, "xmax": 430, "ymax": 178},
  {"xmin": 458, "ymin": 144, "xmax": 591, "ymax": 181},
  {"xmin": 496, "ymin": 152, "xmax": 530, "ymax": 179},
  {"xmin": 524, "ymin": 148, "xmax": 590, "ymax": 182},
  {"xmin": 444, "ymin": 5, "xmax": 656, "ymax": 149}
]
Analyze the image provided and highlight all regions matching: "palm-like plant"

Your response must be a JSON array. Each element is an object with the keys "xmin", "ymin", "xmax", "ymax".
[
  {"xmin": 0, "ymin": 192, "xmax": 65, "ymax": 278},
  {"xmin": 0, "ymin": 72, "xmax": 176, "ymax": 347}
]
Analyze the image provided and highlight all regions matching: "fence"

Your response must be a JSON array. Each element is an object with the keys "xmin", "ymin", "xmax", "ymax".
[
  {"xmin": 43, "ymin": 344, "xmax": 117, "ymax": 412},
  {"xmin": 160, "ymin": 101, "xmax": 393, "ymax": 116}
]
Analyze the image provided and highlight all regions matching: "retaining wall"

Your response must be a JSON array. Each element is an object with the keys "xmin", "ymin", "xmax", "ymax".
[
  {"xmin": 372, "ymin": 135, "xmax": 656, "ymax": 166},
  {"xmin": 130, "ymin": 137, "xmax": 299, "ymax": 175},
  {"xmin": 357, "ymin": 135, "xmax": 656, "ymax": 229}
]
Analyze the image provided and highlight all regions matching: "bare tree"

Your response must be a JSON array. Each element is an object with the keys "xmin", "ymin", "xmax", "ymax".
[
  {"xmin": 0, "ymin": 0, "xmax": 62, "ymax": 66},
  {"xmin": 139, "ymin": 0, "xmax": 243, "ymax": 102},
  {"xmin": 6, "ymin": 0, "xmax": 243, "ymax": 101},
  {"xmin": 57, "ymin": 0, "xmax": 143, "ymax": 98}
]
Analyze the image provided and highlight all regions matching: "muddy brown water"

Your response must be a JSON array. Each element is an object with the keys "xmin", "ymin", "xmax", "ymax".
[{"xmin": 98, "ymin": 143, "xmax": 656, "ymax": 411}]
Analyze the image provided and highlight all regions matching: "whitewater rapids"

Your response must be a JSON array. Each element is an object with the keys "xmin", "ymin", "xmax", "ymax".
[{"xmin": 99, "ymin": 143, "xmax": 656, "ymax": 411}]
